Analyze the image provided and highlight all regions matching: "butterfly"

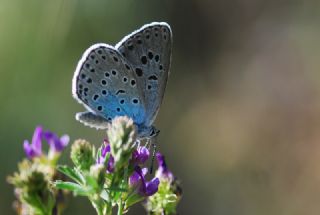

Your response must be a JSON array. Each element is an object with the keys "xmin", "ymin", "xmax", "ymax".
[{"xmin": 72, "ymin": 22, "xmax": 172, "ymax": 139}]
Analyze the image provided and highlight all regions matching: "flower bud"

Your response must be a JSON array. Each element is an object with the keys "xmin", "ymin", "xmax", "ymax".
[
  {"xmin": 70, "ymin": 139, "xmax": 94, "ymax": 171},
  {"xmin": 7, "ymin": 160, "xmax": 54, "ymax": 214},
  {"xmin": 107, "ymin": 116, "xmax": 136, "ymax": 170}
]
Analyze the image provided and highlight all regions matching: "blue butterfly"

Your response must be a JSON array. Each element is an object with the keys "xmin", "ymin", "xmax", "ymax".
[{"xmin": 72, "ymin": 22, "xmax": 172, "ymax": 139}]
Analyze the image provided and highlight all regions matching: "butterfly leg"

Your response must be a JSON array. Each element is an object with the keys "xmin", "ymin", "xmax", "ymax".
[
  {"xmin": 145, "ymin": 138, "xmax": 151, "ymax": 149},
  {"xmin": 149, "ymin": 137, "xmax": 157, "ymax": 174},
  {"xmin": 133, "ymin": 139, "xmax": 141, "ymax": 148}
]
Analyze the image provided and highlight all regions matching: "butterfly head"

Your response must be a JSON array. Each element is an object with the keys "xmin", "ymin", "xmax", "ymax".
[{"xmin": 137, "ymin": 125, "xmax": 160, "ymax": 139}]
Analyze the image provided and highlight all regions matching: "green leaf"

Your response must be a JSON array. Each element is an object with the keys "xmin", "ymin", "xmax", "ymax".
[
  {"xmin": 54, "ymin": 181, "xmax": 88, "ymax": 196},
  {"xmin": 85, "ymin": 174, "xmax": 99, "ymax": 190},
  {"xmin": 22, "ymin": 193, "xmax": 47, "ymax": 215},
  {"xmin": 106, "ymin": 186, "xmax": 128, "ymax": 193},
  {"xmin": 125, "ymin": 193, "xmax": 144, "ymax": 209},
  {"xmin": 96, "ymin": 146, "xmax": 102, "ymax": 161},
  {"xmin": 57, "ymin": 165, "xmax": 84, "ymax": 184}
]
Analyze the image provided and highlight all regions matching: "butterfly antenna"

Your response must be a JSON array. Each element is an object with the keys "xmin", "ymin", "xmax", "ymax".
[{"xmin": 149, "ymin": 141, "xmax": 157, "ymax": 174}]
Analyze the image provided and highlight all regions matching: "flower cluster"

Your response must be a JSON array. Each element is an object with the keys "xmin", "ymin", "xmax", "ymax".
[
  {"xmin": 9, "ymin": 117, "xmax": 181, "ymax": 215},
  {"xmin": 97, "ymin": 138, "xmax": 159, "ymax": 197},
  {"xmin": 8, "ymin": 126, "xmax": 70, "ymax": 215},
  {"xmin": 143, "ymin": 153, "xmax": 182, "ymax": 215},
  {"xmin": 55, "ymin": 116, "xmax": 181, "ymax": 215},
  {"xmin": 23, "ymin": 126, "xmax": 69, "ymax": 163}
]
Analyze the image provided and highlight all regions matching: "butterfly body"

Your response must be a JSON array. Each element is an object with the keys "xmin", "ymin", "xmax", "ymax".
[{"xmin": 72, "ymin": 22, "xmax": 172, "ymax": 139}]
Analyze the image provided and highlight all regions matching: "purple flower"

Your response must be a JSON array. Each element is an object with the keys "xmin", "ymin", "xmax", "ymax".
[
  {"xmin": 23, "ymin": 126, "xmax": 69, "ymax": 159},
  {"xmin": 129, "ymin": 166, "xmax": 159, "ymax": 196},
  {"xmin": 131, "ymin": 146, "xmax": 150, "ymax": 165},
  {"xmin": 23, "ymin": 126, "xmax": 43, "ymax": 159},
  {"xmin": 155, "ymin": 153, "xmax": 173, "ymax": 181},
  {"xmin": 43, "ymin": 131, "xmax": 69, "ymax": 152},
  {"xmin": 97, "ymin": 140, "xmax": 114, "ymax": 173},
  {"xmin": 145, "ymin": 178, "xmax": 160, "ymax": 196}
]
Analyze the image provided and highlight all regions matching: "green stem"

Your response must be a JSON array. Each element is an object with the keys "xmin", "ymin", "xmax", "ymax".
[
  {"xmin": 91, "ymin": 199, "xmax": 104, "ymax": 215},
  {"xmin": 106, "ymin": 202, "xmax": 113, "ymax": 215},
  {"xmin": 117, "ymin": 200, "xmax": 123, "ymax": 215}
]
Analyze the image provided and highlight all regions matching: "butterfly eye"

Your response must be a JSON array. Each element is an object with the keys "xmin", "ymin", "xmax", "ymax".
[{"xmin": 150, "ymin": 129, "xmax": 155, "ymax": 136}]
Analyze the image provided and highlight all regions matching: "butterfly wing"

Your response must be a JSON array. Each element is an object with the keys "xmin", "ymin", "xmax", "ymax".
[
  {"xmin": 72, "ymin": 43, "xmax": 147, "ymax": 128},
  {"xmin": 75, "ymin": 111, "xmax": 109, "ymax": 129},
  {"xmin": 115, "ymin": 22, "xmax": 172, "ymax": 127}
]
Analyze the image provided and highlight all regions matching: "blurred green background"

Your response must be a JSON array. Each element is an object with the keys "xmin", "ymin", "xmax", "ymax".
[{"xmin": 2, "ymin": 0, "xmax": 320, "ymax": 214}]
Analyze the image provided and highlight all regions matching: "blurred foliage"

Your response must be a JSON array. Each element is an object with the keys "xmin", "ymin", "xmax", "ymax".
[{"xmin": 2, "ymin": 0, "xmax": 320, "ymax": 214}]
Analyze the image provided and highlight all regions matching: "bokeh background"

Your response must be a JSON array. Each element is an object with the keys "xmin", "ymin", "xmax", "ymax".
[{"xmin": 1, "ymin": 0, "xmax": 320, "ymax": 214}]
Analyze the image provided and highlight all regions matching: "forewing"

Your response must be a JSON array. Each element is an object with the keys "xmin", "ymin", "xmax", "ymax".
[{"xmin": 115, "ymin": 22, "xmax": 172, "ymax": 126}]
